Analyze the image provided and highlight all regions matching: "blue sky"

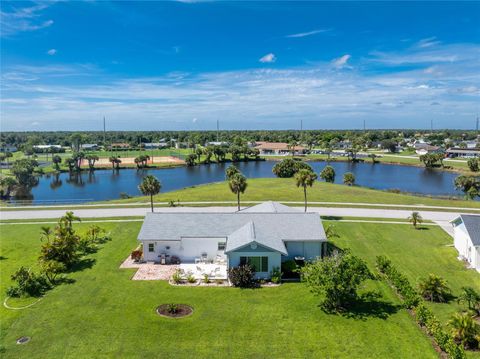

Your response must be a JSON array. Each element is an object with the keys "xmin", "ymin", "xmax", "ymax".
[{"xmin": 1, "ymin": 1, "xmax": 479, "ymax": 131}]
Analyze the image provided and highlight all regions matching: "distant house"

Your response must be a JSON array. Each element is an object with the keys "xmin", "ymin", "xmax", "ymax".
[
  {"xmin": 137, "ymin": 202, "xmax": 327, "ymax": 279},
  {"xmin": 143, "ymin": 142, "xmax": 168, "ymax": 149},
  {"xmin": 32, "ymin": 145, "xmax": 62, "ymax": 153},
  {"xmin": 334, "ymin": 140, "xmax": 351, "ymax": 150},
  {"xmin": 109, "ymin": 143, "xmax": 131, "ymax": 150},
  {"xmin": 0, "ymin": 145, "xmax": 17, "ymax": 153},
  {"xmin": 205, "ymin": 141, "xmax": 229, "ymax": 147},
  {"xmin": 254, "ymin": 142, "xmax": 306, "ymax": 156},
  {"xmin": 415, "ymin": 144, "xmax": 443, "ymax": 156},
  {"xmin": 80, "ymin": 144, "xmax": 99, "ymax": 151},
  {"xmin": 446, "ymin": 148, "xmax": 480, "ymax": 158},
  {"xmin": 451, "ymin": 215, "xmax": 480, "ymax": 272}
]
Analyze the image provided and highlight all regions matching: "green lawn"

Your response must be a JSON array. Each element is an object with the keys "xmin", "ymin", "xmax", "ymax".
[
  {"xmin": 0, "ymin": 221, "xmax": 442, "ymax": 358},
  {"xmin": 112, "ymin": 178, "xmax": 480, "ymax": 209},
  {"xmin": 329, "ymin": 222, "xmax": 480, "ymax": 333}
]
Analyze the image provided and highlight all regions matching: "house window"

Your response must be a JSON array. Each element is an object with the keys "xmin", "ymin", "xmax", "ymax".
[
  {"xmin": 148, "ymin": 243, "xmax": 155, "ymax": 252},
  {"xmin": 239, "ymin": 256, "xmax": 268, "ymax": 272},
  {"xmin": 218, "ymin": 242, "xmax": 226, "ymax": 251}
]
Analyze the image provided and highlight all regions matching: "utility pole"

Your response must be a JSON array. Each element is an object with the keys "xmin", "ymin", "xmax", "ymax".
[
  {"xmin": 430, "ymin": 119, "xmax": 433, "ymax": 132},
  {"xmin": 103, "ymin": 116, "xmax": 106, "ymax": 146},
  {"xmin": 300, "ymin": 119, "xmax": 303, "ymax": 131},
  {"xmin": 363, "ymin": 119, "xmax": 366, "ymax": 132},
  {"xmin": 476, "ymin": 115, "xmax": 479, "ymax": 133},
  {"xmin": 216, "ymin": 119, "xmax": 219, "ymax": 142}
]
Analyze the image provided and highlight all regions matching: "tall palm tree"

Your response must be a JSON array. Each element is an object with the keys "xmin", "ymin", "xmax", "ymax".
[
  {"xmin": 52, "ymin": 155, "xmax": 62, "ymax": 171},
  {"xmin": 228, "ymin": 173, "xmax": 247, "ymax": 211},
  {"xmin": 294, "ymin": 169, "xmax": 317, "ymax": 212},
  {"xmin": 408, "ymin": 211, "xmax": 423, "ymax": 229},
  {"xmin": 138, "ymin": 175, "xmax": 161, "ymax": 212},
  {"xmin": 225, "ymin": 165, "xmax": 240, "ymax": 180}
]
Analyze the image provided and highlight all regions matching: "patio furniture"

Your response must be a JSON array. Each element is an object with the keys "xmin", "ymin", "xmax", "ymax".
[{"xmin": 195, "ymin": 257, "xmax": 201, "ymax": 264}]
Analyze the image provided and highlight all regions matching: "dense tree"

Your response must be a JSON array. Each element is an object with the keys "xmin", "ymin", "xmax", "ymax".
[
  {"xmin": 0, "ymin": 176, "xmax": 18, "ymax": 198},
  {"xmin": 185, "ymin": 153, "xmax": 197, "ymax": 166},
  {"xmin": 228, "ymin": 173, "xmax": 247, "ymax": 211},
  {"xmin": 343, "ymin": 172, "xmax": 355, "ymax": 186},
  {"xmin": 301, "ymin": 250, "xmax": 373, "ymax": 311},
  {"xmin": 320, "ymin": 165, "xmax": 336, "ymax": 183},
  {"xmin": 138, "ymin": 175, "xmax": 161, "ymax": 212},
  {"xmin": 11, "ymin": 158, "xmax": 39, "ymax": 188},
  {"xmin": 454, "ymin": 175, "xmax": 480, "ymax": 200},
  {"xmin": 294, "ymin": 169, "xmax": 317, "ymax": 212},
  {"xmin": 467, "ymin": 158, "xmax": 479, "ymax": 172},
  {"xmin": 272, "ymin": 159, "xmax": 312, "ymax": 178},
  {"xmin": 419, "ymin": 153, "xmax": 444, "ymax": 168}
]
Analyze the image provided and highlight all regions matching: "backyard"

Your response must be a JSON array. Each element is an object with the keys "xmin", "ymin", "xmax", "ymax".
[{"xmin": 0, "ymin": 219, "xmax": 479, "ymax": 358}]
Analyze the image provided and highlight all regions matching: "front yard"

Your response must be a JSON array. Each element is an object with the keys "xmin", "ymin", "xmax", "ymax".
[{"xmin": 0, "ymin": 220, "xmax": 478, "ymax": 358}]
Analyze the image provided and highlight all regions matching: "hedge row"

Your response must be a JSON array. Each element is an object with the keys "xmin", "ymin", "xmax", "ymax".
[{"xmin": 375, "ymin": 256, "xmax": 466, "ymax": 359}]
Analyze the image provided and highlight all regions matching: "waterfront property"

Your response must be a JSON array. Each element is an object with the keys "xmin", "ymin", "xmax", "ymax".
[
  {"xmin": 451, "ymin": 214, "xmax": 480, "ymax": 272},
  {"xmin": 137, "ymin": 201, "xmax": 327, "ymax": 279},
  {"xmin": 446, "ymin": 147, "xmax": 480, "ymax": 158},
  {"xmin": 254, "ymin": 141, "xmax": 306, "ymax": 156}
]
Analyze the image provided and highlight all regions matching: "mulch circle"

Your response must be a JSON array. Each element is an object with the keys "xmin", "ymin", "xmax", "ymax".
[
  {"xmin": 16, "ymin": 336, "xmax": 30, "ymax": 345},
  {"xmin": 156, "ymin": 304, "xmax": 193, "ymax": 318}
]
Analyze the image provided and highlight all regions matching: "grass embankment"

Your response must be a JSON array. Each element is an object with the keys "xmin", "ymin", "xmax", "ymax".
[
  {"xmin": 1, "ymin": 221, "xmax": 439, "ymax": 358},
  {"xmin": 110, "ymin": 178, "xmax": 480, "ymax": 209},
  {"xmin": 330, "ymin": 222, "xmax": 480, "ymax": 359}
]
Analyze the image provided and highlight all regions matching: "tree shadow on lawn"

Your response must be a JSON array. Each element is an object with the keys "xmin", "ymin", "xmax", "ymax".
[
  {"xmin": 67, "ymin": 258, "xmax": 96, "ymax": 273},
  {"xmin": 322, "ymin": 292, "xmax": 401, "ymax": 321},
  {"xmin": 322, "ymin": 216, "xmax": 343, "ymax": 221}
]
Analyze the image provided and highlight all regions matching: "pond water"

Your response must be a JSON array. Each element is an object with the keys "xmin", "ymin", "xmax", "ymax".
[{"xmin": 10, "ymin": 161, "xmax": 462, "ymax": 204}]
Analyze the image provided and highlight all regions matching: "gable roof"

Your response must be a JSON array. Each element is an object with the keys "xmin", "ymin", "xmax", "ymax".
[
  {"xmin": 225, "ymin": 221, "xmax": 288, "ymax": 255},
  {"xmin": 458, "ymin": 214, "xmax": 480, "ymax": 246},
  {"xmin": 240, "ymin": 201, "xmax": 300, "ymax": 213},
  {"xmin": 137, "ymin": 203, "xmax": 326, "ymax": 251}
]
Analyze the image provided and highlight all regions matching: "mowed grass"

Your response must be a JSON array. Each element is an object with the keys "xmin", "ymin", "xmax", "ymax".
[
  {"xmin": 0, "ymin": 221, "xmax": 438, "ymax": 358},
  {"xmin": 112, "ymin": 177, "xmax": 480, "ymax": 209},
  {"xmin": 329, "ymin": 222, "xmax": 480, "ymax": 331}
]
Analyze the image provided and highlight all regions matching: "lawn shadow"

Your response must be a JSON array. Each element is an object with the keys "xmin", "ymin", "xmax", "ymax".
[
  {"xmin": 322, "ymin": 216, "xmax": 343, "ymax": 221},
  {"xmin": 67, "ymin": 258, "xmax": 96, "ymax": 273},
  {"xmin": 0, "ymin": 256, "xmax": 7, "ymax": 261},
  {"xmin": 414, "ymin": 227, "xmax": 430, "ymax": 231},
  {"xmin": 325, "ymin": 242, "xmax": 344, "ymax": 256}
]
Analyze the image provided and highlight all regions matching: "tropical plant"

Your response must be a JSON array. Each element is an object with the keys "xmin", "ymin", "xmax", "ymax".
[
  {"xmin": 138, "ymin": 175, "xmax": 161, "ymax": 212},
  {"xmin": 418, "ymin": 274, "xmax": 451, "ymax": 302},
  {"xmin": 6, "ymin": 266, "xmax": 50, "ymax": 298},
  {"xmin": 343, "ymin": 172, "xmax": 355, "ymax": 186},
  {"xmin": 408, "ymin": 211, "xmax": 423, "ymax": 229},
  {"xmin": 272, "ymin": 158, "xmax": 312, "ymax": 178},
  {"xmin": 228, "ymin": 173, "xmax": 247, "ymax": 211},
  {"xmin": 185, "ymin": 153, "xmax": 196, "ymax": 166},
  {"xmin": 40, "ymin": 226, "xmax": 52, "ymax": 242},
  {"xmin": 187, "ymin": 274, "xmax": 196, "ymax": 283},
  {"xmin": 449, "ymin": 312, "xmax": 480, "ymax": 349},
  {"xmin": 419, "ymin": 153, "xmax": 444, "ymax": 168},
  {"xmin": 85, "ymin": 154, "xmax": 99, "ymax": 170},
  {"xmin": 228, "ymin": 265, "xmax": 256, "ymax": 288},
  {"xmin": 325, "ymin": 224, "xmax": 340, "ymax": 239},
  {"xmin": 0, "ymin": 176, "xmax": 18, "ymax": 198},
  {"xmin": 225, "ymin": 165, "xmax": 240, "ymax": 180},
  {"xmin": 320, "ymin": 165, "xmax": 335, "ymax": 183},
  {"xmin": 294, "ymin": 168, "xmax": 317, "ymax": 212},
  {"xmin": 203, "ymin": 273, "xmax": 210, "ymax": 284},
  {"xmin": 11, "ymin": 158, "xmax": 39, "ymax": 187},
  {"xmin": 454, "ymin": 175, "xmax": 480, "ymax": 200},
  {"xmin": 457, "ymin": 287, "xmax": 480, "ymax": 315},
  {"xmin": 167, "ymin": 303, "xmax": 179, "ymax": 314},
  {"xmin": 270, "ymin": 267, "xmax": 282, "ymax": 284},
  {"xmin": 301, "ymin": 250, "xmax": 372, "ymax": 311},
  {"xmin": 171, "ymin": 270, "xmax": 182, "ymax": 284},
  {"xmin": 368, "ymin": 153, "xmax": 379, "ymax": 164},
  {"xmin": 52, "ymin": 155, "xmax": 62, "ymax": 170},
  {"xmin": 40, "ymin": 260, "xmax": 66, "ymax": 285},
  {"xmin": 109, "ymin": 156, "xmax": 122, "ymax": 169},
  {"xmin": 131, "ymin": 250, "xmax": 143, "ymax": 262}
]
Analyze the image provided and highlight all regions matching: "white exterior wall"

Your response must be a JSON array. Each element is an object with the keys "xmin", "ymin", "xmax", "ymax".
[
  {"xmin": 284, "ymin": 241, "xmax": 322, "ymax": 261},
  {"xmin": 228, "ymin": 251, "xmax": 281, "ymax": 279},
  {"xmin": 142, "ymin": 238, "xmax": 226, "ymax": 263},
  {"xmin": 453, "ymin": 223, "xmax": 480, "ymax": 272}
]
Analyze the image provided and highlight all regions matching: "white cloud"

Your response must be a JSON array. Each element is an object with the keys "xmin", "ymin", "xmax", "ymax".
[
  {"xmin": 332, "ymin": 54, "xmax": 351, "ymax": 68},
  {"xmin": 192, "ymin": 117, "xmax": 197, "ymax": 123},
  {"xmin": 47, "ymin": 49, "xmax": 57, "ymax": 56},
  {"xmin": 0, "ymin": 3, "xmax": 55, "ymax": 37},
  {"xmin": 416, "ymin": 37, "xmax": 441, "ymax": 48},
  {"xmin": 259, "ymin": 53, "xmax": 276, "ymax": 63},
  {"xmin": 285, "ymin": 29, "xmax": 330, "ymax": 38}
]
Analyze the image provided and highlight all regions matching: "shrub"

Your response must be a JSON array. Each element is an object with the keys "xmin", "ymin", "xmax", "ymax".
[
  {"xmin": 320, "ymin": 165, "xmax": 335, "ymax": 183},
  {"xmin": 203, "ymin": 274, "xmax": 210, "ymax": 284},
  {"xmin": 418, "ymin": 274, "xmax": 451, "ymax": 302},
  {"xmin": 171, "ymin": 269, "xmax": 183, "ymax": 284},
  {"xmin": 228, "ymin": 265, "xmax": 256, "ymax": 288},
  {"xmin": 6, "ymin": 267, "xmax": 50, "ymax": 297},
  {"xmin": 343, "ymin": 172, "xmax": 355, "ymax": 186},
  {"xmin": 272, "ymin": 159, "xmax": 312, "ymax": 178},
  {"xmin": 40, "ymin": 260, "xmax": 66, "ymax": 285},
  {"xmin": 270, "ymin": 267, "xmax": 282, "ymax": 284},
  {"xmin": 167, "ymin": 303, "xmax": 179, "ymax": 314},
  {"xmin": 449, "ymin": 312, "xmax": 480, "ymax": 349},
  {"xmin": 467, "ymin": 158, "xmax": 479, "ymax": 172},
  {"xmin": 187, "ymin": 274, "xmax": 196, "ymax": 284},
  {"xmin": 131, "ymin": 250, "xmax": 142, "ymax": 262}
]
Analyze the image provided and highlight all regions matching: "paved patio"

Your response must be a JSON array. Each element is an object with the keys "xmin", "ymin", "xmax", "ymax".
[{"xmin": 120, "ymin": 257, "xmax": 179, "ymax": 280}]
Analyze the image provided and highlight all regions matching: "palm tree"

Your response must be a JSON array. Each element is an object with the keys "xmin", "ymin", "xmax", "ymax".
[
  {"xmin": 408, "ymin": 211, "xmax": 423, "ymax": 229},
  {"xmin": 40, "ymin": 226, "xmax": 52, "ymax": 242},
  {"xmin": 228, "ymin": 173, "xmax": 247, "ymax": 211},
  {"xmin": 343, "ymin": 172, "xmax": 355, "ymax": 186},
  {"xmin": 225, "ymin": 165, "xmax": 240, "ymax": 180},
  {"xmin": 86, "ymin": 155, "xmax": 99, "ymax": 170},
  {"xmin": 457, "ymin": 287, "xmax": 480, "ymax": 315},
  {"xmin": 52, "ymin": 155, "xmax": 62, "ymax": 171},
  {"xmin": 61, "ymin": 211, "xmax": 81, "ymax": 231},
  {"xmin": 294, "ymin": 169, "xmax": 317, "ymax": 212},
  {"xmin": 449, "ymin": 312, "xmax": 480, "ymax": 349},
  {"xmin": 138, "ymin": 175, "xmax": 161, "ymax": 212},
  {"xmin": 418, "ymin": 274, "xmax": 451, "ymax": 302}
]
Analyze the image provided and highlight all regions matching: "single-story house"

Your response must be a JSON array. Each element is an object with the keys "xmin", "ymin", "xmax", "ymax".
[
  {"xmin": 32, "ymin": 145, "xmax": 63, "ymax": 153},
  {"xmin": 415, "ymin": 144, "xmax": 443, "ymax": 156},
  {"xmin": 446, "ymin": 148, "xmax": 480, "ymax": 158},
  {"xmin": 142, "ymin": 142, "xmax": 168, "ymax": 149},
  {"xmin": 80, "ymin": 143, "xmax": 99, "ymax": 151},
  {"xmin": 450, "ymin": 214, "xmax": 480, "ymax": 272},
  {"xmin": 254, "ymin": 142, "xmax": 306, "ymax": 156},
  {"xmin": 137, "ymin": 202, "xmax": 327, "ymax": 279},
  {"xmin": 109, "ymin": 143, "xmax": 131, "ymax": 150}
]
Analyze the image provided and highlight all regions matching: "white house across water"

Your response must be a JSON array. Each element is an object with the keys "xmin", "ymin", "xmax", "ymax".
[
  {"xmin": 137, "ymin": 202, "xmax": 327, "ymax": 278},
  {"xmin": 451, "ymin": 214, "xmax": 480, "ymax": 272}
]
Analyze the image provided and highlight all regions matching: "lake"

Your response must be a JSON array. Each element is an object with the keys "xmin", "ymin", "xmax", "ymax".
[{"xmin": 9, "ymin": 161, "xmax": 462, "ymax": 204}]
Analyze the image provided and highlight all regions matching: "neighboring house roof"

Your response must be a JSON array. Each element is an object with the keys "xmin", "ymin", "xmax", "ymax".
[
  {"xmin": 137, "ymin": 202, "xmax": 326, "ymax": 254},
  {"xmin": 456, "ymin": 214, "xmax": 480, "ymax": 246},
  {"xmin": 447, "ymin": 148, "xmax": 480, "ymax": 155},
  {"xmin": 81, "ymin": 144, "xmax": 98, "ymax": 148},
  {"xmin": 240, "ymin": 201, "xmax": 300, "ymax": 213}
]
